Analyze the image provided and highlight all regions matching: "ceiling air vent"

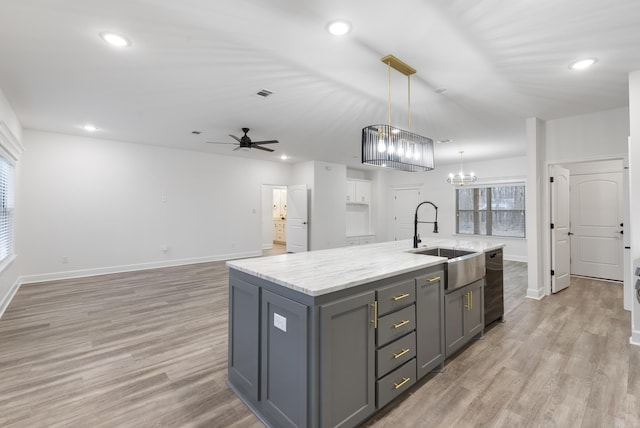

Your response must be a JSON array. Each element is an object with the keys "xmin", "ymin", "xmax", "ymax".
[{"xmin": 256, "ymin": 89, "xmax": 273, "ymax": 98}]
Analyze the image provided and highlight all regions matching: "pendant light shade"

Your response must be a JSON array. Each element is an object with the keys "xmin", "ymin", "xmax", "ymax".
[
  {"xmin": 362, "ymin": 124, "xmax": 434, "ymax": 172},
  {"xmin": 362, "ymin": 55, "xmax": 435, "ymax": 172}
]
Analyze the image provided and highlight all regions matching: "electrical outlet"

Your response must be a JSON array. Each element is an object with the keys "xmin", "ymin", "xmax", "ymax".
[
  {"xmin": 161, "ymin": 245, "xmax": 169, "ymax": 254},
  {"xmin": 62, "ymin": 256, "xmax": 68, "ymax": 264}
]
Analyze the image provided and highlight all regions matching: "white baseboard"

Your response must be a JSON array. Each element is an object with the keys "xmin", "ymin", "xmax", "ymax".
[
  {"xmin": 504, "ymin": 255, "xmax": 528, "ymax": 263},
  {"xmin": 526, "ymin": 287, "xmax": 546, "ymax": 300},
  {"xmin": 19, "ymin": 250, "xmax": 261, "ymax": 285},
  {"xmin": 0, "ymin": 278, "xmax": 22, "ymax": 319},
  {"xmin": 631, "ymin": 330, "xmax": 640, "ymax": 347}
]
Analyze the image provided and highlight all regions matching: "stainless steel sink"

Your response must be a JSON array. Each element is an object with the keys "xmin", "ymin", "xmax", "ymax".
[{"xmin": 412, "ymin": 247, "xmax": 485, "ymax": 291}]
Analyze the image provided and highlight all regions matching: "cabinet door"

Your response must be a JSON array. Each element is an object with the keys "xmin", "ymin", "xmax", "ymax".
[
  {"xmin": 355, "ymin": 181, "xmax": 371, "ymax": 203},
  {"xmin": 346, "ymin": 180, "xmax": 357, "ymax": 202},
  {"xmin": 444, "ymin": 288, "xmax": 465, "ymax": 358},
  {"xmin": 261, "ymin": 290, "xmax": 308, "ymax": 428},
  {"xmin": 464, "ymin": 279, "xmax": 484, "ymax": 338},
  {"xmin": 320, "ymin": 291, "xmax": 376, "ymax": 428},
  {"xmin": 228, "ymin": 276, "xmax": 260, "ymax": 401},
  {"xmin": 415, "ymin": 270, "xmax": 445, "ymax": 379}
]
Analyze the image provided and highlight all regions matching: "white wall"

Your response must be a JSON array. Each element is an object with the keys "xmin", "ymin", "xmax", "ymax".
[
  {"xmin": 546, "ymin": 107, "xmax": 629, "ymax": 162},
  {"xmin": 380, "ymin": 155, "xmax": 528, "ymax": 261},
  {"xmin": 538, "ymin": 107, "xmax": 630, "ymax": 298},
  {"xmin": 313, "ymin": 161, "xmax": 347, "ymax": 250},
  {"xmin": 0, "ymin": 88, "xmax": 23, "ymax": 316},
  {"xmin": 17, "ymin": 130, "xmax": 292, "ymax": 282},
  {"xmin": 629, "ymin": 70, "xmax": 640, "ymax": 346}
]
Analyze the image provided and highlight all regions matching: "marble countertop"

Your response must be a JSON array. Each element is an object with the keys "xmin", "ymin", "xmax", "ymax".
[{"xmin": 227, "ymin": 238, "xmax": 504, "ymax": 297}]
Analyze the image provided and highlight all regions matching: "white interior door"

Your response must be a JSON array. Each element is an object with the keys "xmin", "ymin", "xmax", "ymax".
[
  {"xmin": 551, "ymin": 165, "xmax": 571, "ymax": 293},
  {"xmin": 393, "ymin": 188, "xmax": 420, "ymax": 240},
  {"xmin": 570, "ymin": 172, "xmax": 624, "ymax": 281},
  {"xmin": 286, "ymin": 184, "xmax": 308, "ymax": 253}
]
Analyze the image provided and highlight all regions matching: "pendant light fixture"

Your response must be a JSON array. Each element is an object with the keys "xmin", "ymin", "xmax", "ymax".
[
  {"xmin": 362, "ymin": 55, "xmax": 435, "ymax": 172},
  {"xmin": 447, "ymin": 150, "xmax": 477, "ymax": 186}
]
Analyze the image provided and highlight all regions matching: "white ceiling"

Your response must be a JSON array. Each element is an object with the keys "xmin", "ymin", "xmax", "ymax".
[{"xmin": 1, "ymin": 0, "xmax": 639, "ymax": 169}]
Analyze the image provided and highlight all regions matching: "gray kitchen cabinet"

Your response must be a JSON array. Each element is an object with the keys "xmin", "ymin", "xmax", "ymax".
[
  {"xmin": 373, "ymin": 278, "xmax": 417, "ymax": 409},
  {"xmin": 228, "ymin": 263, "xmax": 450, "ymax": 428},
  {"xmin": 228, "ymin": 276, "xmax": 260, "ymax": 402},
  {"xmin": 415, "ymin": 270, "xmax": 445, "ymax": 378},
  {"xmin": 320, "ymin": 291, "xmax": 376, "ymax": 428},
  {"xmin": 444, "ymin": 278, "xmax": 484, "ymax": 358},
  {"xmin": 261, "ymin": 290, "xmax": 308, "ymax": 428}
]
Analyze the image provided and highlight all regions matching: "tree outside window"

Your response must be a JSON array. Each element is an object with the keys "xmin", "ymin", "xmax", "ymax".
[{"xmin": 456, "ymin": 184, "xmax": 525, "ymax": 238}]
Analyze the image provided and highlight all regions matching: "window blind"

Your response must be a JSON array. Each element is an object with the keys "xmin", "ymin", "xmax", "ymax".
[{"xmin": 0, "ymin": 155, "xmax": 14, "ymax": 263}]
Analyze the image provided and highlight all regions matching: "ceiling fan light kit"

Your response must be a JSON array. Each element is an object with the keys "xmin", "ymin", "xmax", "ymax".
[{"xmin": 362, "ymin": 55, "xmax": 435, "ymax": 172}]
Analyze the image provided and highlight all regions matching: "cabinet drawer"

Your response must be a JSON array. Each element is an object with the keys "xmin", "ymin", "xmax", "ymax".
[
  {"xmin": 376, "ymin": 331, "xmax": 416, "ymax": 379},
  {"xmin": 376, "ymin": 358, "xmax": 416, "ymax": 409},
  {"xmin": 377, "ymin": 304, "xmax": 415, "ymax": 347},
  {"xmin": 376, "ymin": 279, "xmax": 415, "ymax": 316}
]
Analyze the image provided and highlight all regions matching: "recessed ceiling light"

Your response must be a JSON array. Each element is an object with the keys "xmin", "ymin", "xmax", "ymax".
[
  {"xmin": 83, "ymin": 124, "xmax": 97, "ymax": 132},
  {"xmin": 569, "ymin": 58, "xmax": 597, "ymax": 70},
  {"xmin": 280, "ymin": 155, "xmax": 288, "ymax": 160},
  {"xmin": 327, "ymin": 20, "xmax": 351, "ymax": 36},
  {"xmin": 100, "ymin": 32, "xmax": 131, "ymax": 47}
]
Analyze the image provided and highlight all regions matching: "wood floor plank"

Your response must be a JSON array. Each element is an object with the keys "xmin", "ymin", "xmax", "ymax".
[{"xmin": 0, "ymin": 256, "xmax": 639, "ymax": 427}]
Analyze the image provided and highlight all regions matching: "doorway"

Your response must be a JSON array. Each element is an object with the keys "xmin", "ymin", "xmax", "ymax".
[
  {"xmin": 261, "ymin": 185, "xmax": 287, "ymax": 250},
  {"xmin": 549, "ymin": 159, "xmax": 624, "ymax": 292}
]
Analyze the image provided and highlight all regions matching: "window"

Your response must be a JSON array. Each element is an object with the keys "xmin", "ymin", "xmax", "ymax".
[
  {"xmin": 456, "ymin": 184, "xmax": 525, "ymax": 238},
  {"xmin": 0, "ymin": 155, "xmax": 14, "ymax": 263}
]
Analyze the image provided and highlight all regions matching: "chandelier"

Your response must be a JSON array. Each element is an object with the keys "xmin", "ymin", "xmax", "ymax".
[
  {"xmin": 362, "ymin": 55, "xmax": 434, "ymax": 172},
  {"xmin": 447, "ymin": 150, "xmax": 477, "ymax": 186}
]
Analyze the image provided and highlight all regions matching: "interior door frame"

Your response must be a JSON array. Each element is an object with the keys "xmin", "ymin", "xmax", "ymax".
[
  {"xmin": 543, "ymin": 155, "xmax": 629, "ymax": 304},
  {"xmin": 261, "ymin": 183, "xmax": 287, "ymax": 250}
]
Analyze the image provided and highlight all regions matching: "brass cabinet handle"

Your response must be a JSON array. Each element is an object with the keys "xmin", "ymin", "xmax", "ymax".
[
  {"xmin": 393, "ymin": 348, "xmax": 410, "ymax": 359},
  {"xmin": 428, "ymin": 276, "xmax": 441, "ymax": 283},
  {"xmin": 394, "ymin": 377, "xmax": 411, "ymax": 390},
  {"xmin": 392, "ymin": 293, "xmax": 410, "ymax": 301},
  {"xmin": 393, "ymin": 319, "xmax": 410, "ymax": 329},
  {"xmin": 370, "ymin": 301, "xmax": 378, "ymax": 328},
  {"xmin": 470, "ymin": 290, "xmax": 473, "ymax": 311},
  {"xmin": 464, "ymin": 292, "xmax": 469, "ymax": 310}
]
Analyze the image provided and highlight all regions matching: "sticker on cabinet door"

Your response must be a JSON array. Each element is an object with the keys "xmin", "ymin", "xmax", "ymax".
[{"xmin": 274, "ymin": 312, "xmax": 287, "ymax": 332}]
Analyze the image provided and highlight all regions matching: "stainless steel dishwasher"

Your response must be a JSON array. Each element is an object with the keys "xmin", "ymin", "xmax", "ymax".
[{"xmin": 484, "ymin": 249, "xmax": 504, "ymax": 326}]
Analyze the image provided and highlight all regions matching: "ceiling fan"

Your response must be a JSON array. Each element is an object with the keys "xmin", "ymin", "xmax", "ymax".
[{"xmin": 207, "ymin": 128, "xmax": 279, "ymax": 152}]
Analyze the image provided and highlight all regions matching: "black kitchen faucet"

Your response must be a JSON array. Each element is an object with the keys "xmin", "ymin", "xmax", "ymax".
[{"xmin": 413, "ymin": 201, "xmax": 439, "ymax": 248}]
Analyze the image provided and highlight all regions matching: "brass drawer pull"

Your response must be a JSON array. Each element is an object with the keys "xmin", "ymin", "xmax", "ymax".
[
  {"xmin": 370, "ymin": 301, "xmax": 378, "ymax": 328},
  {"xmin": 392, "ymin": 293, "xmax": 410, "ymax": 301},
  {"xmin": 393, "ymin": 348, "xmax": 410, "ymax": 359},
  {"xmin": 393, "ymin": 319, "xmax": 410, "ymax": 329},
  {"xmin": 428, "ymin": 276, "xmax": 441, "ymax": 282},
  {"xmin": 394, "ymin": 377, "xmax": 411, "ymax": 390},
  {"xmin": 469, "ymin": 291, "xmax": 473, "ymax": 310}
]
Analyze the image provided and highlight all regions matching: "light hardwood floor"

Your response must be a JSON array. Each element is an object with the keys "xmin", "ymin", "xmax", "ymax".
[{"xmin": 0, "ymin": 258, "xmax": 638, "ymax": 427}]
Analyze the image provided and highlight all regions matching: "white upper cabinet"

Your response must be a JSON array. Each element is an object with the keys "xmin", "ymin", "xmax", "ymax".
[{"xmin": 346, "ymin": 179, "xmax": 371, "ymax": 204}]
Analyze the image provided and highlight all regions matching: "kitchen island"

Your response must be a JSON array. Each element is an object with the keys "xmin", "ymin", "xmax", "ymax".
[{"xmin": 227, "ymin": 239, "xmax": 504, "ymax": 428}]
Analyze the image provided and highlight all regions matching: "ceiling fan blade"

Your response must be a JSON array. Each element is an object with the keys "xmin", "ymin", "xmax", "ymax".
[
  {"xmin": 253, "ymin": 145, "xmax": 274, "ymax": 152},
  {"xmin": 229, "ymin": 134, "xmax": 242, "ymax": 143},
  {"xmin": 206, "ymin": 141, "xmax": 238, "ymax": 145},
  {"xmin": 252, "ymin": 140, "xmax": 279, "ymax": 145}
]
